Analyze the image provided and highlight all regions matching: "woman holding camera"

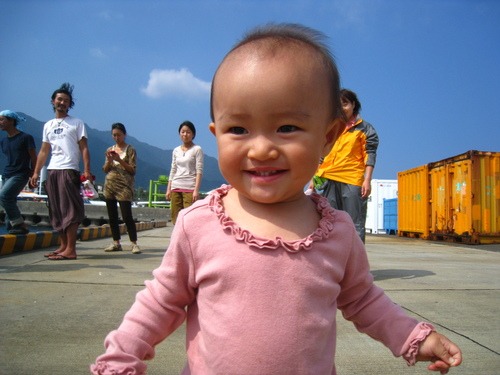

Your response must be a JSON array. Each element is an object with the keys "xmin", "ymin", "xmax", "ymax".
[{"xmin": 103, "ymin": 122, "xmax": 140, "ymax": 254}]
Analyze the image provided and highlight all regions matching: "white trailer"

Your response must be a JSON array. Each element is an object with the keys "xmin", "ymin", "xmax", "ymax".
[{"xmin": 365, "ymin": 179, "xmax": 398, "ymax": 234}]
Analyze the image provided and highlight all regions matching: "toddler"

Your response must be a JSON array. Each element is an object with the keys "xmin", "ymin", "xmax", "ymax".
[{"xmin": 91, "ymin": 23, "xmax": 462, "ymax": 375}]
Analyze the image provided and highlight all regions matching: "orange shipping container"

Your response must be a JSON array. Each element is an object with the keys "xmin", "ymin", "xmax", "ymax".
[
  {"xmin": 397, "ymin": 164, "xmax": 430, "ymax": 239},
  {"xmin": 428, "ymin": 150, "xmax": 499, "ymax": 244},
  {"xmin": 398, "ymin": 150, "xmax": 500, "ymax": 244}
]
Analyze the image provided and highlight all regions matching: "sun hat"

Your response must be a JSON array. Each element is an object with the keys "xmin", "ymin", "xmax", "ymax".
[{"xmin": 0, "ymin": 110, "xmax": 26, "ymax": 125}]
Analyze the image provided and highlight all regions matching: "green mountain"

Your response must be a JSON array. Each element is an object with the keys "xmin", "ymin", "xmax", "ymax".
[{"xmin": 0, "ymin": 113, "xmax": 226, "ymax": 191}]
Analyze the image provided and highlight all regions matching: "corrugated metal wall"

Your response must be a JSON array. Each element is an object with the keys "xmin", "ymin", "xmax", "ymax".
[{"xmin": 397, "ymin": 150, "xmax": 499, "ymax": 244}]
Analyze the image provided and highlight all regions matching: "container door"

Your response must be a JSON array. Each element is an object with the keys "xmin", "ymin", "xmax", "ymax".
[{"xmin": 397, "ymin": 165, "xmax": 430, "ymax": 238}]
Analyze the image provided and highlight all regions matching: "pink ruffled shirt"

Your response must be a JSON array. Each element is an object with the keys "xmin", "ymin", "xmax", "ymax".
[{"xmin": 91, "ymin": 185, "xmax": 433, "ymax": 375}]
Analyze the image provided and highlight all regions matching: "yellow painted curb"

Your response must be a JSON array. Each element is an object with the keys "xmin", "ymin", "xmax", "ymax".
[{"xmin": 0, "ymin": 221, "xmax": 168, "ymax": 255}]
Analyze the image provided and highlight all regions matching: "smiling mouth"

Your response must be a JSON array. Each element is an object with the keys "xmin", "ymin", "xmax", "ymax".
[{"xmin": 249, "ymin": 170, "xmax": 283, "ymax": 177}]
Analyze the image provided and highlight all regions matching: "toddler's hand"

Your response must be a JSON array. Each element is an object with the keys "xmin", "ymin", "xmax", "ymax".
[{"xmin": 417, "ymin": 332, "xmax": 462, "ymax": 374}]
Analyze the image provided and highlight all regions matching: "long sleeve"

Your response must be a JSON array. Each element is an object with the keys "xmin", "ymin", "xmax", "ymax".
[
  {"xmin": 91, "ymin": 187, "xmax": 433, "ymax": 375},
  {"xmin": 315, "ymin": 119, "xmax": 379, "ymax": 186},
  {"xmin": 91, "ymin": 222, "xmax": 198, "ymax": 374},
  {"xmin": 169, "ymin": 145, "xmax": 203, "ymax": 190},
  {"xmin": 337, "ymin": 227, "xmax": 420, "ymax": 357},
  {"xmin": 194, "ymin": 146, "xmax": 203, "ymax": 176},
  {"xmin": 363, "ymin": 121, "xmax": 379, "ymax": 167},
  {"xmin": 125, "ymin": 145, "xmax": 137, "ymax": 175},
  {"xmin": 168, "ymin": 148, "xmax": 178, "ymax": 183}
]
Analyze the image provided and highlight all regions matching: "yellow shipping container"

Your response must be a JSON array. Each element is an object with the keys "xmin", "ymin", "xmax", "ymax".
[
  {"xmin": 428, "ymin": 150, "xmax": 500, "ymax": 244},
  {"xmin": 397, "ymin": 164, "xmax": 430, "ymax": 239},
  {"xmin": 398, "ymin": 150, "xmax": 500, "ymax": 244}
]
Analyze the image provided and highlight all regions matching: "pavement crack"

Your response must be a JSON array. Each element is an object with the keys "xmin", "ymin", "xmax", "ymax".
[
  {"xmin": 402, "ymin": 306, "xmax": 500, "ymax": 356},
  {"xmin": 0, "ymin": 278, "xmax": 145, "ymax": 287}
]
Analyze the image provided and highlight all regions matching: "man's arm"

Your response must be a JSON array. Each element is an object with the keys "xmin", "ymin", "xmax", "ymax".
[
  {"xmin": 29, "ymin": 142, "xmax": 50, "ymax": 188},
  {"xmin": 79, "ymin": 137, "xmax": 92, "ymax": 180}
]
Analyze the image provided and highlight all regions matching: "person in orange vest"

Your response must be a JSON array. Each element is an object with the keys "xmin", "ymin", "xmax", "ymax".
[{"xmin": 313, "ymin": 89, "xmax": 379, "ymax": 243}]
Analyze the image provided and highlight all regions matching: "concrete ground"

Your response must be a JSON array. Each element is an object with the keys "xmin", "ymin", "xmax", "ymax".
[{"xmin": 0, "ymin": 226, "xmax": 498, "ymax": 375}]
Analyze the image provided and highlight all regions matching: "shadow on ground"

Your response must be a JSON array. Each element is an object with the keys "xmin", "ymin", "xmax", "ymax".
[{"xmin": 371, "ymin": 269, "xmax": 435, "ymax": 281}]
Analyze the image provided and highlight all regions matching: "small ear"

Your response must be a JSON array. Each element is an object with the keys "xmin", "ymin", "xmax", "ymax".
[
  {"xmin": 322, "ymin": 119, "xmax": 341, "ymax": 157},
  {"xmin": 209, "ymin": 122, "xmax": 216, "ymax": 136}
]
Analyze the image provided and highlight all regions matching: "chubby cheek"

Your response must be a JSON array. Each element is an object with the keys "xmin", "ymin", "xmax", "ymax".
[
  {"xmin": 217, "ymin": 153, "xmax": 240, "ymax": 185},
  {"xmin": 215, "ymin": 139, "xmax": 244, "ymax": 180},
  {"xmin": 217, "ymin": 140, "xmax": 238, "ymax": 163},
  {"xmin": 293, "ymin": 140, "xmax": 323, "ymax": 164}
]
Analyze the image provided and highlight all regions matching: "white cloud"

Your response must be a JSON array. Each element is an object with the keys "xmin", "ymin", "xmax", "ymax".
[
  {"xmin": 141, "ymin": 68, "xmax": 211, "ymax": 99},
  {"xmin": 90, "ymin": 48, "xmax": 107, "ymax": 59},
  {"xmin": 98, "ymin": 10, "xmax": 124, "ymax": 21},
  {"xmin": 332, "ymin": 0, "xmax": 371, "ymax": 28}
]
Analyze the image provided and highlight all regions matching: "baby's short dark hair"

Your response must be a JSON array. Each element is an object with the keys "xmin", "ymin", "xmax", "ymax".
[{"xmin": 210, "ymin": 23, "xmax": 341, "ymax": 121}]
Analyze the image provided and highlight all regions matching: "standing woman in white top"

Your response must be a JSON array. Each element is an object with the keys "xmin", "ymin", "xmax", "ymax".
[{"xmin": 166, "ymin": 121, "xmax": 204, "ymax": 224}]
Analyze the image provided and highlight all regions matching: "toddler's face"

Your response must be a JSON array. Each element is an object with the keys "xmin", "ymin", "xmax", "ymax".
[{"xmin": 210, "ymin": 46, "xmax": 338, "ymax": 204}]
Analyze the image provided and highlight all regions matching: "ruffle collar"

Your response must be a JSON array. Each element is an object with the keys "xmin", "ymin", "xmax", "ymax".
[{"xmin": 208, "ymin": 185, "xmax": 335, "ymax": 253}]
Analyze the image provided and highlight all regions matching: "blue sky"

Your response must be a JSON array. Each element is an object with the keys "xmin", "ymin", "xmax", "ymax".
[{"xmin": 1, "ymin": 0, "xmax": 499, "ymax": 181}]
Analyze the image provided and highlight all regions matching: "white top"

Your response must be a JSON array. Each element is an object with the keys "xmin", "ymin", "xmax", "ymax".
[
  {"xmin": 42, "ymin": 115, "xmax": 87, "ymax": 170},
  {"xmin": 169, "ymin": 144, "xmax": 204, "ymax": 190}
]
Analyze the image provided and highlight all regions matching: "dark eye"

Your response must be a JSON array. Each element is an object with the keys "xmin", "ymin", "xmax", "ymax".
[
  {"xmin": 278, "ymin": 125, "xmax": 298, "ymax": 133},
  {"xmin": 229, "ymin": 126, "xmax": 247, "ymax": 135}
]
